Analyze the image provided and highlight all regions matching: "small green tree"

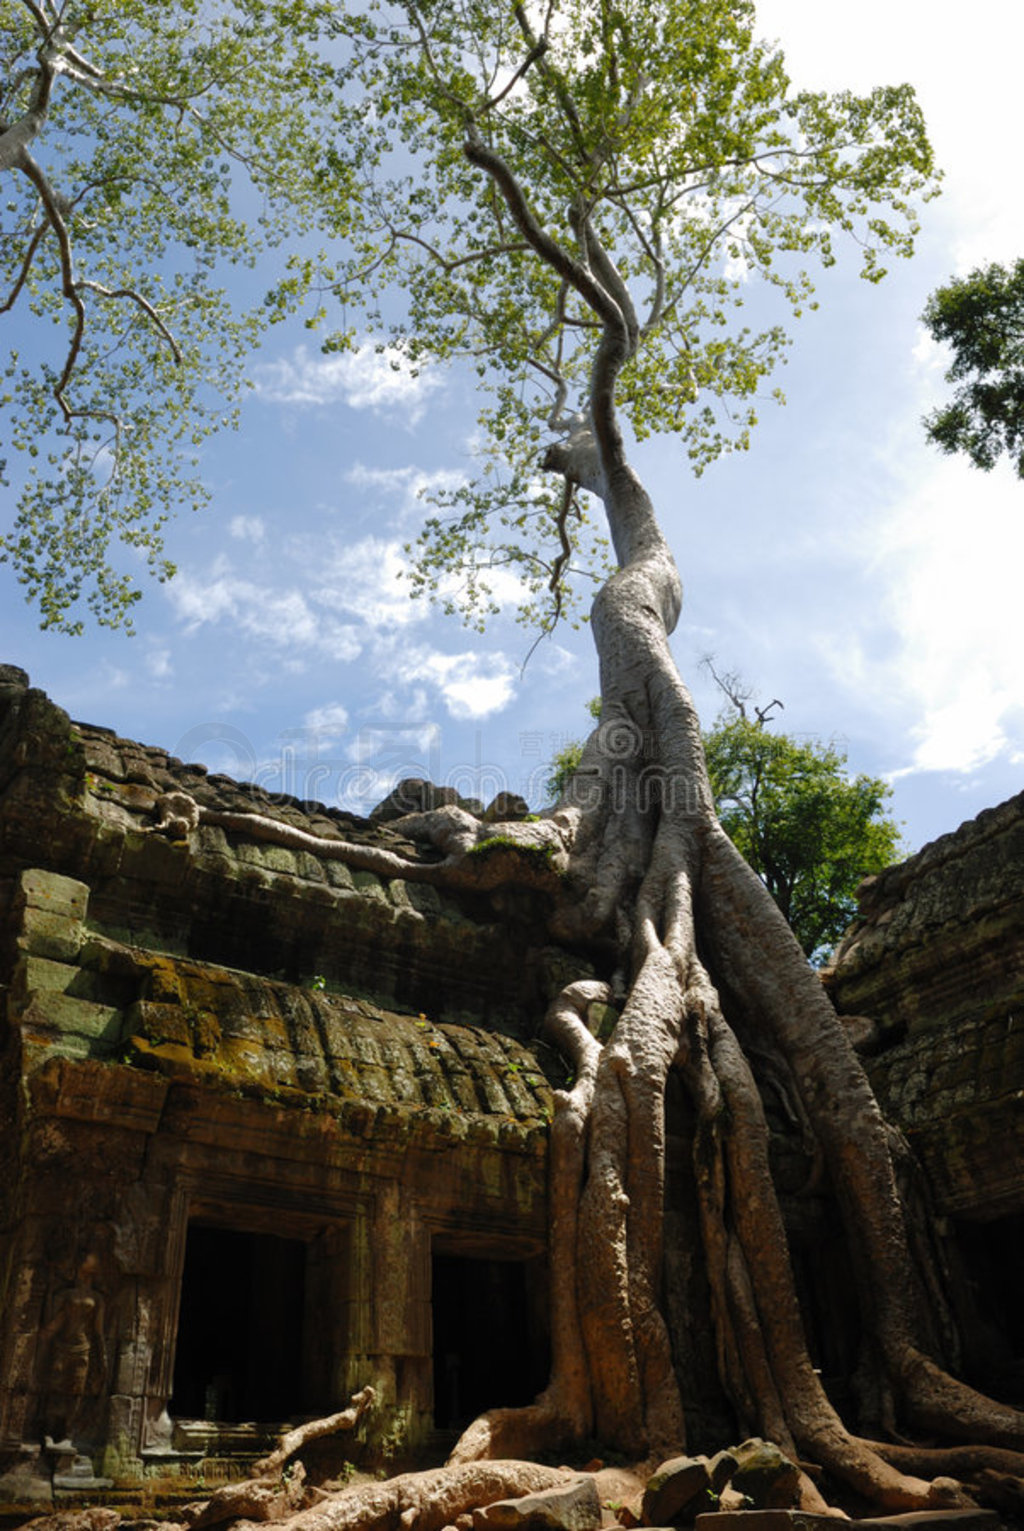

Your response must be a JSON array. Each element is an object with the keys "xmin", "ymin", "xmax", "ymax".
[
  {"xmin": 704, "ymin": 713, "xmax": 902, "ymax": 960},
  {"xmin": 550, "ymin": 688, "xmax": 902, "ymax": 959},
  {"xmin": 922, "ymin": 258, "xmax": 1024, "ymax": 477},
  {"xmin": 545, "ymin": 697, "xmax": 602, "ymax": 799}
]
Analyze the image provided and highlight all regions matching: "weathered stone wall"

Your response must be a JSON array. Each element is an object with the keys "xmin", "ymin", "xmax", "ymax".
[
  {"xmin": 828, "ymin": 793, "xmax": 1024, "ymax": 1400},
  {"xmin": 0, "ymin": 668, "xmax": 575, "ymax": 1034},
  {"xmin": 0, "ymin": 668, "xmax": 575, "ymax": 1507},
  {"xmin": 829, "ymin": 791, "xmax": 1024, "ymax": 1223}
]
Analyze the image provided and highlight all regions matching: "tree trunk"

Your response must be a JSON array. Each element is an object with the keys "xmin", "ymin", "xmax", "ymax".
[{"xmin": 439, "ymin": 400, "xmax": 1024, "ymax": 1509}]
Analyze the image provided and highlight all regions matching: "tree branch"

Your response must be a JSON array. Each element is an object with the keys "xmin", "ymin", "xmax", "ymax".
[
  {"xmin": 0, "ymin": 222, "xmax": 48, "ymax": 314},
  {"xmin": 481, "ymin": 37, "xmax": 549, "ymax": 113},
  {"xmin": 461, "ymin": 132, "xmax": 625, "ymax": 337},
  {"xmin": 78, "ymin": 281, "xmax": 183, "ymax": 364},
  {"xmin": 571, "ymin": 206, "xmax": 639, "ymax": 352}
]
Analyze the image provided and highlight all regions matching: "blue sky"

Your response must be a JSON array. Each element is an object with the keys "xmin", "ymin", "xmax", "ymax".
[{"xmin": 3, "ymin": 0, "xmax": 1023, "ymax": 854}]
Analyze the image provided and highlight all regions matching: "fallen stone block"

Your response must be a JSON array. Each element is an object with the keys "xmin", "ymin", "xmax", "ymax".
[
  {"xmin": 473, "ymin": 1476, "xmax": 603, "ymax": 1531},
  {"xmin": 643, "ymin": 1456, "xmax": 713, "ymax": 1525}
]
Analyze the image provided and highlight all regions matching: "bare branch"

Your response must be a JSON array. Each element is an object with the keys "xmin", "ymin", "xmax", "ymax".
[
  {"xmin": 405, "ymin": 2, "xmax": 475, "ymax": 122},
  {"xmin": 512, "ymin": 2, "xmax": 589, "ymax": 168},
  {"xmin": 0, "ymin": 222, "xmax": 48, "ymax": 315},
  {"xmin": 17, "ymin": 0, "xmax": 56, "ymax": 36},
  {"xmin": 572, "ymin": 206, "xmax": 639, "ymax": 353},
  {"xmin": 481, "ymin": 37, "xmax": 549, "ymax": 113},
  {"xmin": 389, "ymin": 225, "xmax": 529, "ymax": 275},
  {"xmin": 462, "ymin": 132, "xmax": 625, "ymax": 337},
  {"xmin": 16, "ymin": 144, "xmax": 181, "ymax": 430},
  {"xmin": 78, "ymin": 281, "xmax": 183, "ymax": 364},
  {"xmin": 548, "ymin": 476, "xmax": 577, "ymax": 616},
  {"xmin": 0, "ymin": 41, "xmax": 55, "ymax": 171},
  {"xmin": 18, "ymin": 149, "xmax": 86, "ymax": 420}
]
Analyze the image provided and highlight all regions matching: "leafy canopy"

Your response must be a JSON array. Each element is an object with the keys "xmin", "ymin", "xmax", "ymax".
[
  {"xmin": 331, "ymin": 0, "xmax": 937, "ymax": 634},
  {"xmin": 1, "ymin": 0, "xmax": 355, "ymax": 631},
  {"xmin": 2, "ymin": 0, "xmax": 938, "ymax": 632},
  {"xmin": 922, "ymin": 258, "xmax": 1024, "ymax": 478},
  {"xmin": 704, "ymin": 711, "xmax": 902, "ymax": 961}
]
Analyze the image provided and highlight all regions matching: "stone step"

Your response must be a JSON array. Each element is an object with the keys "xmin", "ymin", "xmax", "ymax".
[{"xmin": 695, "ymin": 1510, "xmax": 1000, "ymax": 1531}]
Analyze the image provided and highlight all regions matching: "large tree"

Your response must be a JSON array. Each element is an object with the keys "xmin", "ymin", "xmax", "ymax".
[{"xmin": 8, "ymin": 0, "xmax": 1024, "ymax": 1516}]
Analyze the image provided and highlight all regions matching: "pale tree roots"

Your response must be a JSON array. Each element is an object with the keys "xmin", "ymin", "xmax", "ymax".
[
  {"xmin": 150, "ymin": 711, "xmax": 1024, "ymax": 1518},
  {"xmin": 183, "ymin": 1387, "xmax": 378, "ymax": 1529},
  {"xmin": 178, "ymin": 1459, "xmax": 579, "ymax": 1531}
]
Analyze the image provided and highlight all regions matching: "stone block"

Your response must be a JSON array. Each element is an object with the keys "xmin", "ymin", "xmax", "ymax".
[
  {"xmin": 15, "ymin": 906, "xmax": 84, "ymax": 962},
  {"xmin": 22, "ymin": 991, "xmax": 123, "ymax": 1044},
  {"xmin": 14, "ymin": 954, "xmax": 79, "ymax": 998},
  {"xmin": 18, "ymin": 868, "xmax": 89, "ymax": 920},
  {"xmin": 643, "ymin": 1456, "xmax": 712, "ymax": 1525},
  {"xmin": 729, "ymin": 1439, "xmax": 800, "ymax": 1510},
  {"xmin": 24, "ymin": 1029, "xmax": 94, "ymax": 1063},
  {"xmin": 256, "ymin": 843, "xmax": 299, "ymax": 875},
  {"xmin": 405, "ymin": 881, "xmax": 442, "ymax": 915},
  {"xmin": 325, "ymin": 859, "xmax": 356, "ymax": 889},
  {"xmin": 474, "ymin": 1477, "xmax": 602, "ymax": 1531},
  {"xmin": 296, "ymin": 851, "xmax": 327, "ymax": 883},
  {"xmin": 82, "ymin": 734, "xmax": 128, "ymax": 780},
  {"xmin": 695, "ymin": 1512, "xmax": 999, "ymax": 1531},
  {"xmin": 124, "ymin": 1000, "xmax": 192, "ymax": 1048}
]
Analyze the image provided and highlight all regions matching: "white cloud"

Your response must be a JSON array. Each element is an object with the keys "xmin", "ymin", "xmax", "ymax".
[
  {"xmin": 404, "ymin": 646, "xmax": 518, "ymax": 720},
  {"xmin": 167, "ymin": 562, "xmax": 363, "ymax": 662},
  {"xmin": 98, "ymin": 661, "xmax": 130, "ymax": 690},
  {"xmin": 165, "ymin": 542, "xmax": 515, "ymax": 726},
  {"xmin": 375, "ymin": 687, "xmax": 432, "ymax": 722},
  {"xmin": 255, "ymin": 343, "xmax": 439, "ymax": 421},
  {"xmin": 229, "ymin": 515, "xmax": 266, "ymax": 544},
  {"xmin": 146, "ymin": 647, "xmax": 173, "ymax": 681},
  {"xmin": 303, "ymin": 702, "xmax": 350, "ymax": 744},
  {"xmin": 436, "ymin": 562, "xmax": 533, "ymax": 614},
  {"xmin": 345, "ymin": 462, "xmax": 466, "ymax": 524},
  {"xmin": 850, "ymin": 457, "xmax": 1024, "ymax": 776},
  {"xmin": 754, "ymin": 1, "xmax": 1024, "ymax": 268},
  {"xmin": 301, "ymin": 527, "xmax": 532, "ymax": 639},
  {"xmin": 336, "ymin": 767, "xmax": 400, "ymax": 816},
  {"xmin": 309, "ymin": 536, "xmax": 426, "ymax": 628},
  {"xmin": 530, "ymin": 640, "xmax": 579, "ymax": 679},
  {"xmin": 346, "ymin": 721, "xmax": 442, "ymax": 766},
  {"xmin": 911, "ymin": 326, "xmax": 946, "ymax": 376}
]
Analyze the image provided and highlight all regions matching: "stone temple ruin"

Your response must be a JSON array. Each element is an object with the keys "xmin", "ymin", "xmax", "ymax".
[{"xmin": 1, "ymin": 662, "xmax": 1022, "ymax": 1509}]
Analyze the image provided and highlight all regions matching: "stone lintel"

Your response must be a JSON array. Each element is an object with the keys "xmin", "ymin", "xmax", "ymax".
[{"xmin": 27, "ymin": 1055, "xmax": 169, "ymax": 1132}]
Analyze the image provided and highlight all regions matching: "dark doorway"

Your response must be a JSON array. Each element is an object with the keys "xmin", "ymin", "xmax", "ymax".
[
  {"xmin": 953, "ymin": 1210, "xmax": 1024, "ymax": 1392},
  {"xmin": 431, "ymin": 1253, "xmax": 548, "ymax": 1429},
  {"xmin": 171, "ymin": 1224, "xmax": 307, "ymax": 1422},
  {"xmin": 956, "ymin": 1211, "xmax": 1024, "ymax": 1353}
]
